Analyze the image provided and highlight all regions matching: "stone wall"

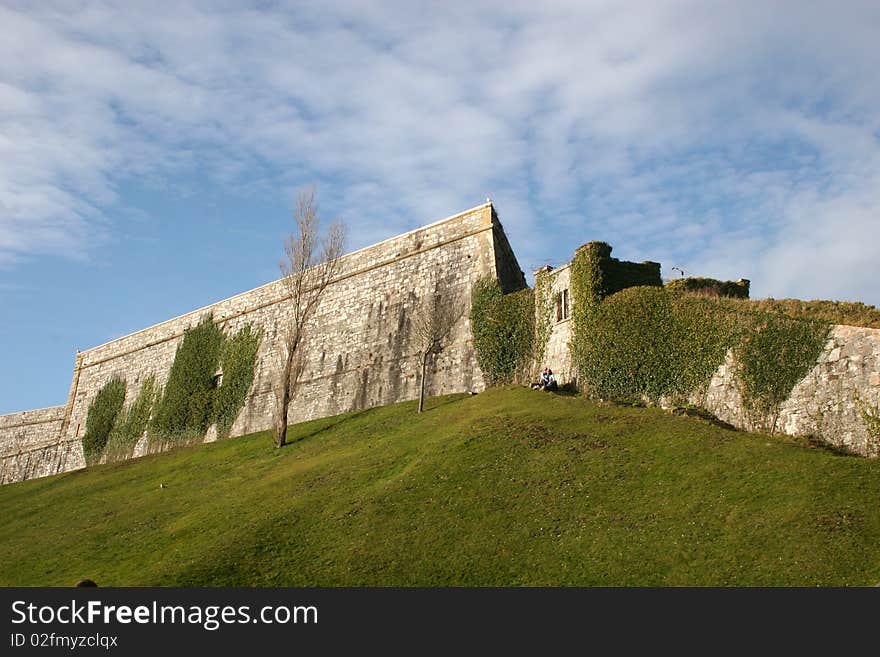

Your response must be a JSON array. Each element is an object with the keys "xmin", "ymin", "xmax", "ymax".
[
  {"xmin": 696, "ymin": 324, "xmax": 880, "ymax": 456},
  {"xmin": 2, "ymin": 202, "xmax": 524, "ymax": 484},
  {"xmin": 0, "ymin": 406, "xmax": 85, "ymax": 484},
  {"xmin": 538, "ymin": 241, "xmax": 879, "ymax": 455},
  {"xmin": 5, "ymin": 205, "xmax": 878, "ymax": 487},
  {"xmin": 490, "ymin": 208, "xmax": 527, "ymax": 293},
  {"xmin": 537, "ymin": 265, "xmax": 574, "ymax": 384}
]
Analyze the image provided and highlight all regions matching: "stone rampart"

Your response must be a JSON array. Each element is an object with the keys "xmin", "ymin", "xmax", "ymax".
[
  {"xmin": 696, "ymin": 324, "xmax": 880, "ymax": 455},
  {"xmin": 0, "ymin": 406, "xmax": 85, "ymax": 484},
  {"xmin": 2, "ymin": 202, "xmax": 524, "ymax": 484}
]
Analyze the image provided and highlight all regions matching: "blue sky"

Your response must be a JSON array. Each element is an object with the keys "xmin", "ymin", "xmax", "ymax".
[{"xmin": 1, "ymin": 0, "xmax": 879, "ymax": 413}]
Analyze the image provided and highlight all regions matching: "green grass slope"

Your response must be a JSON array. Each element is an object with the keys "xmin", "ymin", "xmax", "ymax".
[{"xmin": 2, "ymin": 387, "xmax": 879, "ymax": 586}]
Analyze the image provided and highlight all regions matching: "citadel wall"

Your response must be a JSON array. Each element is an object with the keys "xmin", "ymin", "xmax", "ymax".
[
  {"xmin": 535, "ymin": 244, "xmax": 880, "ymax": 456},
  {"xmin": 536, "ymin": 265, "xmax": 574, "ymax": 384},
  {"xmin": 3, "ymin": 206, "xmax": 878, "ymax": 485},
  {"xmin": 0, "ymin": 406, "xmax": 84, "ymax": 484},
  {"xmin": 1, "ymin": 202, "xmax": 525, "ymax": 483},
  {"xmin": 535, "ymin": 243, "xmax": 663, "ymax": 387},
  {"xmin": 696, "ymin": 324, "xmax": 880, "ymax": 456}
]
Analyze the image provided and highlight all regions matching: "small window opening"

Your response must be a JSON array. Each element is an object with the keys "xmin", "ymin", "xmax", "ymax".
[{"xmin": 555, "ymin": 289, "xmax": 570, "ymax": 322}]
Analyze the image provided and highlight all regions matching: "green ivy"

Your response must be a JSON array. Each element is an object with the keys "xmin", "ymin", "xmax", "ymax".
[
  {"xmin": 471, "ymin": 278, "xmax": 535, "ymax": 385},
  {"xmin": 736, "ymin": 312, "xmax": 830, "ymax": 423},
  {"xmin": 569, "ymin": 242, "xmax": 663, "ymax": 383},
  {"xmin": 214, "ymin": 325, "xmax": 263, "ymax": 439},
  {"xmin": 570, "ymin": 245, "xmax": 602, "ymax": 379},
  {"xmin": 581, "ymin": 287, "xmax": 673, "ymax": 401},
  {"xmin": 533, "ymin": 268, "xmax": 555, "ymax": 373},
  {"xmin": 150, "ymin": 315, "xmax": 225, "ymax": 443},
  {"xmin": 666, "ymin": 277, "xmax": 750, "ymax": 299},
  {"xmin": 575, "ymin": 286, "xmax": 829, "ymax": 419},
  {"xmin": 81, "ymin": 318, "xmax": 263, "ymax": 462},
  {"xmin": 147, "ymin": 316, "xmax": 263, "ymax": 446},
  {"xmin": 579, "ymin": 287, "xmax": 732, "ymax": 403},
  {"xmin": 671, "ymin": 294, "xmax": 743, "ymax": 400},
  {"xmin": 104, "ymin": 375, "xmax": 157, "ymax": 459},
  {"xmin": 571, "ymin": 242, "xmax": 611, "ymax": 306},
  {"xmin": 81, "ymin": 377, "xmax": 126, "ymax": 463}
]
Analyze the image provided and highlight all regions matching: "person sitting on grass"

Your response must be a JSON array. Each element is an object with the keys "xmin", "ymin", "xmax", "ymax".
[
  {"xmin": 542, "ymin": 368, "xmax": 558, "ymax": 391},
  {"xmin": 532, "ymin": 367, "xmax": 558, "ymax": 391}
]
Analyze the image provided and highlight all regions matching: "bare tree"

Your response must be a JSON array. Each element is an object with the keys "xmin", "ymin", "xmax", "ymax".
[
  {"xmin": 412, "ymin": 288, "xmax": 466, "ymax": 413},
  {"xmin": 273, "ymin": 187, "xmax": 345, "ymax": 447}
]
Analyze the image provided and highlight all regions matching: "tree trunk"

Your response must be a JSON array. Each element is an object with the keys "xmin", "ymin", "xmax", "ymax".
[
  {"xmin": 418, "ymin": 351, "xmax": 429, "ymax": 413},
  {"xmin": 274, "ymin": 347, "xmax": 294, "ymax": 447}
]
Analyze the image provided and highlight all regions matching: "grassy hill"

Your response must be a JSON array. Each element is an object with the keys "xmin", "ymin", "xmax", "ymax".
[{"xmin": 2, "ymin": 386, "xmax": 879, "ymax": 586}]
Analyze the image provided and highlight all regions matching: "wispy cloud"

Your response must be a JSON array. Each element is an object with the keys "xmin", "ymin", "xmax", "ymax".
[{"xmin": 1, "ymin": 1, "xmax": 878, "ymax": 301}]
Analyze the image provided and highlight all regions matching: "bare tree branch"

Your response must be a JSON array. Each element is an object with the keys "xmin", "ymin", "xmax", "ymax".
[
  {"xmin": 273, "ymin": 187, "xmax": 346, "ymax": 447},
  {"xmin": 412, "ymin": 284, "xmax": 466, "ymax": 413}
]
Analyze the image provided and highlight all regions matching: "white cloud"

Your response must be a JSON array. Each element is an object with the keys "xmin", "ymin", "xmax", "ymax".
[{"xmin": 0, "ymin": 0, "xmax": 878, "ymax": 302}]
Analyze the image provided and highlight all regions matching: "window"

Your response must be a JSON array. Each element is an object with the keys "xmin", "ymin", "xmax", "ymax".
[{"xmin": 555, "ymin": 289, "xmax": 570, "ymax": 322}]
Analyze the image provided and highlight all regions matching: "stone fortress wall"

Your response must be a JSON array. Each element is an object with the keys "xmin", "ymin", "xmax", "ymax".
[
  {"xmin": 537, "ymin": 247, "xmax": 880, "ymax": 456},
  {"xmin": 697, "ymin": 325, "xmax": 880, "ymax": 456},
  {"xmin": 0, "ymin": 202, "xmax": 526, "ymax": 484},
  {"xmin": 3, "ymin": 202, "xmax": 879, "ymax": 485},
  {"xmin": 0, "ymin": 406, "xmax": 84, "ymax": 484},
  {"xmin": 535, "ymin": 264, "xmax": 574, "ymax": 384},
  {"xmin": 535, "ymin": 242, "xmax": 662, "ymax": 388}
]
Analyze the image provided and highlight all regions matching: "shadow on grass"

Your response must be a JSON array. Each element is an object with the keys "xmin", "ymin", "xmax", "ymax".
[
  {"xmin": 283, "ymin": 409, "xmax": 373, "ymax": 446},
  {"xmin": 551, "ymin": 386, "xmax": 580, "ymax": 398},
  {"xmin": 671, "ymin": 406, "xmax": 737, "ymax": 431},
  {"xmin": 522, "ymin": 383, "xmax": 579, "ymax": 398},
  {"xmin": 791, "ymin": 434, "xmax": 861, "ymax": 457},
  {"xmin": 420, "ymin": 393, "xmax": 471, "ymax": 413},
  {"xmin": 281, "ymin": 393, "xmax": 470, "ymax": 445}
]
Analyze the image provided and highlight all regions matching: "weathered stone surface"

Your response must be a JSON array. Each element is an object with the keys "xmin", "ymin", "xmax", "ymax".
[
  {"xmin": 694, "ymin": 325, "xmax": 880, "ymax": 457},
  {"xmin": 0, "ymin": 406, "xmax": 64, "ymax": 453},
  {"xmin": 535, "ymin": 264, "xmax": 574, "ymax": 384},
  {"xmin": 0, "ymin": 406, "xmax": 85, "ymax": 484},
  {"xmin": 0, "ymin": 203, "xmax": 525, "ymax": 484}
]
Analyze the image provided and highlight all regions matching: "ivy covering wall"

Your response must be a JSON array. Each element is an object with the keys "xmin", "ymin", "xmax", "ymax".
[
  {"xmin": 474, "ymin": 238, "xmax": 833, "ymax": 432},
  {"xmin": 574, "ymin": 285, "xmax": 829, "ymax": 427},
  {"xmin": 149, "ymin": 315, "xmax": 226, "ymax": 442},
  {"xmin": 105, "ymin": 375, "xmax": 157, "ymax": 458},
  {"xmin": 149, "ymin": 315, "xmax": 263, "ymax": 444},
  {"xmin": 666, "ymin": 277, "xmax": 750, "ymax": 299},
  {"xmin": 570, "ymin": 241, "xmax": 664, "ymax": 383},
  {"xmin": 471, "ymin": 278, "xmax": 535, "ymax": 385},
  {"xmin": 570, "ymin": 241, "xmax": 662, "ymax": 307},
  {"xmin": 81, "ymin": 377, "xmax": 126, "ymax": 464},
  {"xmin": 79, "ymin": 315, "xmax": 263, "ymax": 465},
  {"xmin": 214, "ymin": 325, "xmax": 263, "ymax": 440},
  {"xmin": 736, "ymin": 311, "xmax": 832, "ymax": 421},
  {"xmin": 578, "ymin": 287, "xmax": 736, "ymax": 403},
  {"xmin": 532, "ymin": 268, "xmax": 555, "ymax": 376}
]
